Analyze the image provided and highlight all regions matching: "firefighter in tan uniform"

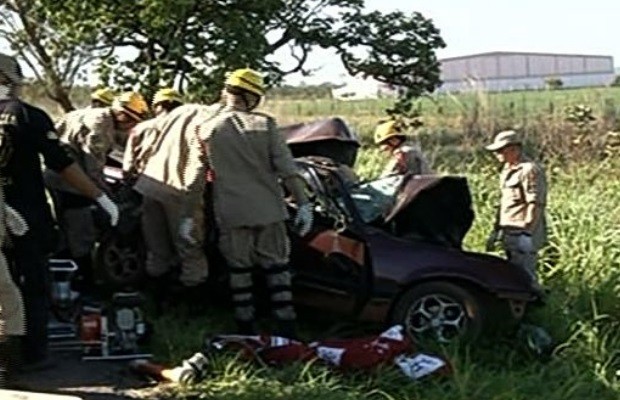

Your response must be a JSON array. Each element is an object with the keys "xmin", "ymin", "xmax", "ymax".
[
  {"xmin": 90, "ymin": 87, "xmax": 116, "ymax": 108},
  {"xmin": 374, "ymin": 120, "xmax": 432, "ymax": 177},
  {"xmin": 0, "ymin": 185, "xmax": 27, "ymax": 387},
  {"xmin": 123, "ymin": 88, "xmax": 184, "ymax": 179},
  {"xmin": 133, "ymin": 102, "xmax": 220, "ymax": 290},
  {"xmin": 45, "ymin": 92, "xmax": 148, "ymax": 290},
  {"xmin": 185, "ymin": 68, "xmax": 313, "ymax": 337},
  {"xmin": 485, "ymin": 130, "xmax": 547, "ymax": 284}
]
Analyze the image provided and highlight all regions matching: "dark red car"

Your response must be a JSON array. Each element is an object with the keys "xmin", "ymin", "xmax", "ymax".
[
  {"xmin": 282, "ymin": 118, "xmax": 542, "ymax": 342},
  {"xmin": 97, "ymin": 118, "xmax": 542, "ymax": 343}
]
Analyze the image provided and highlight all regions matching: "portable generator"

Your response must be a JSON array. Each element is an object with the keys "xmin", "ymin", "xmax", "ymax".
[
  {"xmin": 47, "ymin": 259, "xmax": 151, "ymax": 361},
  {"xmin": 80, "ymin": 292, "xmax": 151, "ymax": 361}
]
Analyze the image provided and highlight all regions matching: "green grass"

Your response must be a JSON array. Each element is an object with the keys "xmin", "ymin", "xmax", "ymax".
[{"xmin": 22, "ymin": 86, "xmax": 620, "ymax": 399}]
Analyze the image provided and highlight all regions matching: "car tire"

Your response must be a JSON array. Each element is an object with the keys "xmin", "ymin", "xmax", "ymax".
[
  {"xmin": 94, "ymin": 231, "xmax": 146, "ymax": 289},
  {"xmin": 390, "ymin": 281, "xmax": 486, "ymax": 343}
]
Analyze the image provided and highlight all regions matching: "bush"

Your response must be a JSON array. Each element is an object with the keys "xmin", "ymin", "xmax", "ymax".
[{"xmin": 545, "ymin": 77, "xmax": 564, "ymax": 90}]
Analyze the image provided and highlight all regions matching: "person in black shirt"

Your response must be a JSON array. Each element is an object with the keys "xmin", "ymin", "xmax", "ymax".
[{"xmin": 0, "ymin": 53, "xmax": 119, "ymax": 370}]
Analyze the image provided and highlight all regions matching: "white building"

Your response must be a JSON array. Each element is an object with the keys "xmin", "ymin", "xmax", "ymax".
[
  {"xmin": 331, "ymin": 76, "xmax": 398, "ymax": 100},
  {"xmin": 438, "ymin": 51, "xmax": 615, "ymax": 92}
]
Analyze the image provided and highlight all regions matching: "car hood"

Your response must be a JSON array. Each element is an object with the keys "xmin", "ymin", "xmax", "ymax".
[
  {"xmin": 366, "ymin": 230, "xmax": 538, "ymax": 299},
  {"xmin": 383, "ymin": 175, "xmax": 475, "ymax": 249}
]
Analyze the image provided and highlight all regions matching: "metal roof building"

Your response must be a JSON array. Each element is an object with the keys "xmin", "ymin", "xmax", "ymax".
[{"xmin": 438, "ymin": 51, "xmax": 615, "ymax": 92}]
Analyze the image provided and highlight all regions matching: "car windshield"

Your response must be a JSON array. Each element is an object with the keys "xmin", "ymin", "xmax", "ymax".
[{"xmin": 348, "ymin": 174, "xmax": 405, "ymax": 223}]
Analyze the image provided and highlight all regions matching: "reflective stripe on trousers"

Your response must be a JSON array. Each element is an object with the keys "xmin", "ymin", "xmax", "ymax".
[{"xmin": 230, "ymin": 263, "xmax": 296, "ymax": 322}]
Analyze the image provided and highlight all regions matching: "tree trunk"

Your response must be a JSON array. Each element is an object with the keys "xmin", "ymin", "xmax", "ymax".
[{"xmin": 53, "ymin": 87, "xmax": 75, "ymax": 113}]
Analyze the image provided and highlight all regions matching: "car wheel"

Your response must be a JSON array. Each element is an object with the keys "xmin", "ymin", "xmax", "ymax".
[
  {"xmin": 94, "ymin": 231, "xmax": 146, "ymax": 289},
  {"xmin": 390, "ymin": 281, "xmax": 485, "ymax": 343}
]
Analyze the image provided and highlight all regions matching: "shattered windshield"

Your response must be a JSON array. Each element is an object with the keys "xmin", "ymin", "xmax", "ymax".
[{"xmin": 349, "ymin": 175, "xmax": 405, "ymax": 223}]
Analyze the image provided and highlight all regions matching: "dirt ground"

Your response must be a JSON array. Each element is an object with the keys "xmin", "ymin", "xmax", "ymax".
[{"xmin": 11, "ymin": 350, "xmax": 168, "ymax": 400}]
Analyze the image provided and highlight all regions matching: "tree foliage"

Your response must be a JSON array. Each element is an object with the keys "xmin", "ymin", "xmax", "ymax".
[
  {"xmin": 0, "ymin": 0, "xmax": 106, "ymax": 111},
  {"xmin": 0, "ymin": 0, "xmax": 445, "ymax": 117}
]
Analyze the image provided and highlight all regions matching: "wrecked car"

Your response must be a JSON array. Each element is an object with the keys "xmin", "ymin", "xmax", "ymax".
[{"xmin": 95, "ymin": 118, "xmax": 542, "ymax": 343}]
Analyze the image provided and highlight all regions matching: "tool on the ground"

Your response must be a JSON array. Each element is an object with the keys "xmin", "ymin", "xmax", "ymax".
[
  {"xmin": 80, "ymin": 292, "xmax": 151, "ymax": 361},
  {"xmin": 129, "ymin": 352, "xmax": 209, "ymax": 384},
  {"xmin": 47, "ymin": 259, "xmax": 152, "ymax": 361},
  {"xmin": 48, "ymin": 259, "xmax": 80, "ymax": 343}
]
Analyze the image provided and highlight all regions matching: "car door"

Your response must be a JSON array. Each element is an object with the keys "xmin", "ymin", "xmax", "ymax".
[{"xmin": 288, "ymin": 161, "xmax": 372, "ymax": 316}]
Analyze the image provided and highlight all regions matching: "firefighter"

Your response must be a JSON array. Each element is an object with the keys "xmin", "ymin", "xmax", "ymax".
[
  {"xmin": 0, "ymin": 53, "xmax": 118, "ymax": 370},
  {"xmin": 123, "ymin": 88, "xmax": 183, "ymax": 179},
  {"xmin": 374, "ymin": 120, "xmax": 432, "ymax": 177},
  {"xmin": 90, "ymin": 87, "xmax": 116, "ymax": 108},
  {"xmin": 184, "ymin": 68, "xmax": 313, "ymax": 337},
  {"xmin": 151, "ymin": 87, "xmax": 183, "ymax": 117},
  {"xmin": 132, "ymin": 101, "xmax": 220, "ymax": 293},
  {"xmin": 45, "ymin": 91, "xmax": 148, "ymax": 291}
]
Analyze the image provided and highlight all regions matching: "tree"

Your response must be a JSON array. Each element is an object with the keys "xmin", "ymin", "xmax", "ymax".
[
  {"xmin": 0, "ymin": 0, "xmax": 106, "ymax": 111},
  {"xmin": 0, "ymin": 0, "xmax": 446, "ymax": 116}
]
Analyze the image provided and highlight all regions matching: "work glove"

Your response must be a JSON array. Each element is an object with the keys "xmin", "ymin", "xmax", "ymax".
[
  {"xmin": 5, "ymin": 205, "xmax": 29, "ymax": 236},
  {"xmin": 179, "ymin": 217, "xmax": 197, "ymax": 245},
  {"xmin": 294, "ymin": 203, "xmax": 314, "ymax": 237},
  {"xmin": 485, "ymin": 229, "xmax": 500, "ymax": 252},
  {"xmin": 96, "ymin": 193, "xmax": 119, "ymax": 227}
]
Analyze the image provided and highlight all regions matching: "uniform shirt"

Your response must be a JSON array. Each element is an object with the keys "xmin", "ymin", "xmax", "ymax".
[
  {"xmin": 498, "ymin": 155, "xmax": 548, "ymax": 248},
  {"xmin": 134, "ymin": 103, "xmax": 224, "ymax": 204},
  {"xmin": 55, "ymin": 107, "xmax": 116, "ymax": 186},
  {"xmin": 122, "ymin": 118, "xmax": 158, "ymax": 177},
  {"xmin": 194, "ymin": 108, "xmax": 300, "ymax": 229},
  {"xmin": 0, "ymin": 99, "xmax": 73, "ymax": 223},
  {"xmin": 381, "ymin": 142, "xmax": 431, "ymax": 177}
]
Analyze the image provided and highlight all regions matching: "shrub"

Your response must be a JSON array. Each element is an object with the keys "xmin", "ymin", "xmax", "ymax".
[{"xmin": 545, "ymin": 77, "xmax": 564, "ymax": 90}]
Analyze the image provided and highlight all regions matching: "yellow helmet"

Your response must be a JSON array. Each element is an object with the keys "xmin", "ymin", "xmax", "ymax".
[
  {"xmin": 374, "ymin": 120, "xmax": 405, "ymax": 144},
  {"xmin": 224, "ymin": 68, "xmax": 265, "ymax": 96},
  {"xmin": 112, "ymin": 91, "xmax": 149, "ymax": 121},
  {"xmin": 152, "ymin": 88, "xmax": 183, "ymax": 107},
  {"xmin": 90, "ymin": 87, "xmax": 115, "ymax": 106}
]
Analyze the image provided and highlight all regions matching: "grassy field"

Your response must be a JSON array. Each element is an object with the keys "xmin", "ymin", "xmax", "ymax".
[{"xmin": 25, "ymin": 87, "xmax": 620, "ymax": 399}]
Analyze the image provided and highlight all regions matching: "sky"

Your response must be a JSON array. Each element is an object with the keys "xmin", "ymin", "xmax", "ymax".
[
  {"xmin": 2, "ymin": 0, "xmax": 617, "ymax": 86},
  {"xmin": 283, "ymin": 0, "xmax": 619, "ymax": 85}
]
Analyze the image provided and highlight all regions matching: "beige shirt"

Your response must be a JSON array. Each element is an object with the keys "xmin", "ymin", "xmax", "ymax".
[
  {"xmin": 134, "ymin": 103, "xmax": 225, "ymax": 204},
  {"xmin": 381, "ymin": 142, "xmax": 431, "ymax": 177},
  {"xmin": 499, "ymin": 156, "xmax": 548, "ymax": 248},
  {"xmin": 56, "ymin": 107, "xmax": 117, "ymax": 182},
  {"xmin": 122, "ymin": 118, "xmax": 158, "ymax": 177},
  {"xmin": 194, "ymin": 108, "xmax": 300, "ymax": 229}
]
